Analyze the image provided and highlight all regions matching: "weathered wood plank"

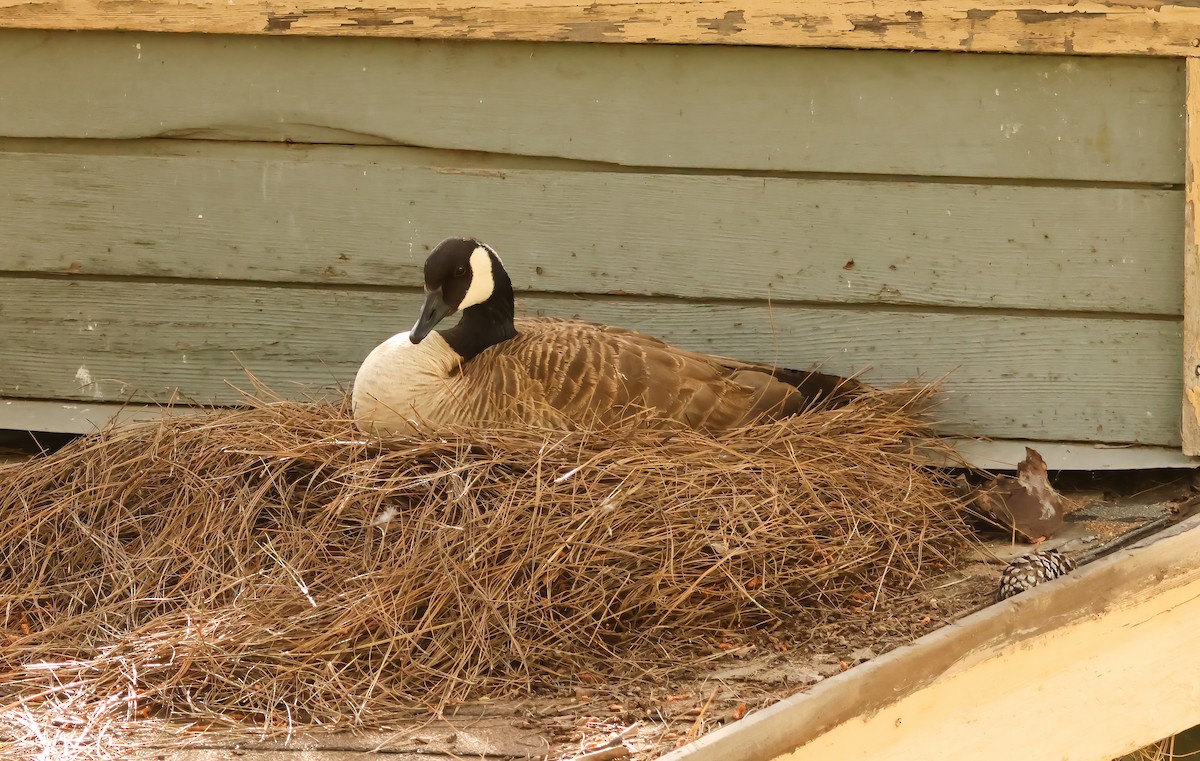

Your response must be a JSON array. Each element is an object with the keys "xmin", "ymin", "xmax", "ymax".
[
  {"xmin": 2, "ymin": 0, "xmax": 1200, "ymax": 58},
  {"xmin": 0, "ymin": 30, "xmax": 1184, "ymax": 182},
  {"xmin": 0, "ymin": 142, "xmax": 1183, "ymax": 314},
  {"xmin": 0, "ymin": 278, "xmax": 1181, "ymax": 444},
  {"xmin": 0, "ymin": 398, "xmax": 172, "ymax": 434},
  {"xmin": 946, "ymin": 439, "xmax": 1196, "ymax": 470},
  {"xmin": 1183, "ymin": 57, "xmax": 1200, "ymax": 455},
  {"xmin": 667, "ymin": 515, "xmax": 1200, "ymax": 761}
]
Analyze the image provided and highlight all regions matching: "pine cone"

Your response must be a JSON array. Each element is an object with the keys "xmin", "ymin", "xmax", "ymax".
[{"xmin": 996, "ymin": 549, "xmax": 1076, "ymax": 601}]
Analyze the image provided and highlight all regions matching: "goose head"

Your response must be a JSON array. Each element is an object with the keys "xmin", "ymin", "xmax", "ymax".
[{"xmin": 410, "ymin": 238, "xmax": 517, "ymax": 359}]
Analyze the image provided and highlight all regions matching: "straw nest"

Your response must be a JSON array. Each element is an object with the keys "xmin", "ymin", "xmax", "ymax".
[{"xmin": 0, "ymin": 385, "xmax": 969, "ymax": 735}]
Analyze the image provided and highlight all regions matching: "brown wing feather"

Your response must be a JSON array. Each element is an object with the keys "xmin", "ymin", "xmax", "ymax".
[{"xmin": 459, "ymin": 318, "xmax": 866, "ymax": 432}]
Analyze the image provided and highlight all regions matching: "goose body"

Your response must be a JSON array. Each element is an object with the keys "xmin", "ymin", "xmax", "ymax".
[{"xmin": 352, "ymin": 239, "xmax": 864, "ymax": 437}]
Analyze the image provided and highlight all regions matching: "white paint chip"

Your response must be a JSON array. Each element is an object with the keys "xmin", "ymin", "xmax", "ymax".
[{"xmin": 75, "ymin": 366, "xmax": 103, "ymax": 399}]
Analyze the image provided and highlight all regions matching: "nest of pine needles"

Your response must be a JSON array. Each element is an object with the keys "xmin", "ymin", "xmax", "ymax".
[{"xmin": 0, "ymin": 384, "xmax": 971, "ymax": 744}]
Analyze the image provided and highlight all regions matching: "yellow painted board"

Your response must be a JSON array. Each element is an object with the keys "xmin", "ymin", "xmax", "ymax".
[
  {"xmin": 668, "ymin": 516, "xmax": 1200, "ymax": 761},
  {"xmin": 1, "ymin": 1, "xmax": 1200, "ymax": 57}
]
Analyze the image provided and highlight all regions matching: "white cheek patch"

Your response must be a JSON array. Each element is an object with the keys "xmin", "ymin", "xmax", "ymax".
[
  {"xmin": 459, "ymin": 246, "xmax": 495, "ymax": 309},
  {"xmin": 482, "ymin": 242, "xmax": 503, "ymax": 266}
]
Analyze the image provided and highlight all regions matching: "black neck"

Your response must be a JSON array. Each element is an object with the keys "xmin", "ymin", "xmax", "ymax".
[{"xmin": 440, "ymin": 266, "xmax": 518, "ymax": 361}]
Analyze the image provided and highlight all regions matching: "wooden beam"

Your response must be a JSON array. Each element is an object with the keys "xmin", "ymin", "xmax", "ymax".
[
  {"xmin": 1186, "ymin": 57, "xmax": 1200, "ymax": 456},
  {"xmin": 666, "ymin": 515, "xmax": 1200, "ymax": 761},
  {"xmin": 0, "ymin": 1, "xmax": 1199, "ymax": 56}
]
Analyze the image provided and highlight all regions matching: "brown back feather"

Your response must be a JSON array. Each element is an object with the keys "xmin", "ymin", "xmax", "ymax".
[{"xmin": 456, "ymin": 318, "xmax": 866, "ymax": 432}]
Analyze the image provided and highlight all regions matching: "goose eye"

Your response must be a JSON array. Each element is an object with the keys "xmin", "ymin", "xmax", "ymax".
[{"xmin": 453, "ymin": 266, "xmax": 467, "ymax": 277}]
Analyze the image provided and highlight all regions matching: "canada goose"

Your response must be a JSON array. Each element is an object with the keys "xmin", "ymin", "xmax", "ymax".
[{"xmin": 351, "ymin": 238, "xmax": 866, "ymax": 437}]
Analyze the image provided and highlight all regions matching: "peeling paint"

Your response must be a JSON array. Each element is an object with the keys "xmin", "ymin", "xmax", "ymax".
[
  {"xmin": 75, "ymin": 365, "xmax": 102, "ymax": 399},
  {"xmin": 0, "ymin": 1, "xmax": 1190, "ymax": 56},
  {"xmin": 1015, "ymin": 8, "xmax": 1105, "ymax": 23},
  {"xmin": 698, "ymin": 10, "xmax": 746, "ymax": 35},
  {"xmin": 264, "ymin": 12, "xmax": 301, "ymax": 32},
  {"xmin": 850, "ymin": 15, "xmax": 887, "ymax": 34},
  {"xmin": 344, "ymin": 16, "xmax": 406, "ymax": 27},
  {"xmin": 1000, "ymin": 121, "xmax": 1023, "ymax": 137},
  {"xmin": 562, "ymin": 20, "xmax": 625, "ymax": 39},
  {"xmin": 965, "ymin": 9, "xmax": 999, "ymax": 21}
]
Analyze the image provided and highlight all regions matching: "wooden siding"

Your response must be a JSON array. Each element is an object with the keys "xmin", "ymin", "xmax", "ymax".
[
  {"xmin": 0, "ymin": 142, "xmax": 1183, "ymax": 314},
  {"xmin": 0, "ymin": 31, "xmax": 1188, "ymax": 455},
  {"xmin": 0, "ymin": 279, "xmax": 1181, "ymax": 444},
  {"xmin": 3, "ymin": 0, "xmax": 1200, "ymax": 58},
  {"xmin": 0, "ymin": 30, "xmax": 1184, "ymax": 182}
]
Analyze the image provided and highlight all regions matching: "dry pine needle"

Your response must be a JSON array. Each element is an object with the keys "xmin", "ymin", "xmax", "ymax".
[{"xmin": 0, "ymin": 384, "xmax": 969, "ymax": 738}]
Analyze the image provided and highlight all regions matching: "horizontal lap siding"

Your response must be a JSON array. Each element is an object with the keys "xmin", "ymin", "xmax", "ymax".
[
  {"xmin": 0, "ymin": 29, "xmax": 1184, "ymax": 182},
  {"xmin": 0, "ymin": 279, "xmax": 1180, "ymax": 444},
  {"xmin": 0, "ymin": 143, "xmax": 1183, "ymax": 313},
  {"xmin": 0, "ymin": 31, "xmax": 1187, "ymax": 450}
]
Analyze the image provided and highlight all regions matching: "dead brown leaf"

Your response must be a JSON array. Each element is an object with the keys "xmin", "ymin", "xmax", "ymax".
[{"xmin": 973, "ymin": 447, "xmax": 1074, "ymax": 542}]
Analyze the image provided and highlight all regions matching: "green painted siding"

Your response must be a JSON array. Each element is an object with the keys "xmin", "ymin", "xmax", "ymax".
[
  {"xmin": 0, "ymin": 142, "xmax": 1183, "ymax": 313},
  {"xmin": 0, "ymin": 30, "xmax": 1187, "ymax": 452},
  {"xmin": 0, "ymin": 279, "xmax": 1180, "ymax": 444},
  {"xmin": 0, "ymin": 30, "xmax": 1184, "ymax": 182}
]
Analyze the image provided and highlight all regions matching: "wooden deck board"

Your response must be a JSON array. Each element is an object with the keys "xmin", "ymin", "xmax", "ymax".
[
  {"xmin": 667, "ymin": 514, "xmax": 1200, "ymax": 761},
  {"xmin": 1, "ymin": 1, "xmax": 1200, "ymax": 57},
  {"xmin": 0, "ymin": 30, "xmax": 1183, "ymax": 182},
  {"xmin": 0, "ymin": 277, "xmax": 1181, "ymax": 444},
  {"xmin": 0, "ymin": 141, "xmax": 1183, "ymax": 314}
]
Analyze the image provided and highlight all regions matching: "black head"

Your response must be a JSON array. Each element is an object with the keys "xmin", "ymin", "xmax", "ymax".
[{"xmin": 409, "ymin": 238, "xmax": 515, "ymax": 353}]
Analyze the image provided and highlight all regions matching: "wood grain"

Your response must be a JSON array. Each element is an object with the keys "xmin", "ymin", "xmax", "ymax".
[
  {"xmin": 0, "ymin": 277, "xmax": 1181, "ymax": 444},
  {"xmin": 0, "ymin": 30, "xmax": 1184, "ymax": 182},
  {"xmin": 1, "ymin": 0, "xmax": 1200, "ymax": 57},
  {"xmin": 1183, "ymin": 57, "xmax": 1200, "ymax": 456},
  {"xmin": 0, "ymin": 142, "xmax": 1183, "ymax": 314},
  {"xmin": 670, "ymin": 516, "xmax": 1200, "ymax": 761},
  {"xmin": 946, "ymin": 438, "xmax": 1197, "ymax": 470}
]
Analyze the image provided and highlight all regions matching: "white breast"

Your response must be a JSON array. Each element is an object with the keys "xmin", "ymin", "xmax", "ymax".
[{"xmin": 351, "ymin": 331, "xmax": 462, "ymax": 437}]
